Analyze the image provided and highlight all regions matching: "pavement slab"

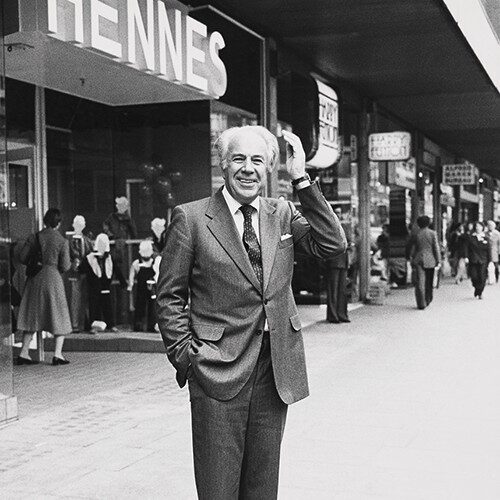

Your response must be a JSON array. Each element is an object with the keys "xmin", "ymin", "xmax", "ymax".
[{"xmin": 1, "ymin": 279, "xmax": 500, "ymax": 499}]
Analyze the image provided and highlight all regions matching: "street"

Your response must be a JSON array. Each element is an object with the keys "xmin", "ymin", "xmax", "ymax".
[{"xmin": 1, "ymin": 279, "xmax": 500, "ymax": 499}]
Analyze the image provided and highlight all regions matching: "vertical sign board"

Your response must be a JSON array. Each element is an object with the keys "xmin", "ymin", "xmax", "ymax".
[
  {"xmin": 442, "ymin": 164, "xmax": 476, "ymax": 185},
  {"xmin": 306, "ymin": 79, "xmax": 339, "ymax": 168},
  {"xmin": 368, "ymin": 132, "xmax": 411, "ymax": 162}
]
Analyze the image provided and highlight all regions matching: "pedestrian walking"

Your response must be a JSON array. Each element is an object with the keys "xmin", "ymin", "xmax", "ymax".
[
  {"xmin": 16, "ymin": 208, "xmax": 72, "ymax": 365},
  {"xmin": 466, "ymin": 221, "xmax": 489, "ymax": 299},
  {"xmin": 486, "ymin": 220, "xmax": 500, "ymax": 283},
  {"xmin": 156, "ymin": 126, "xmax": 346, "ymax": 499},
  {"xmin": 407, "ymin": 215, "xmax": 441, "ymax": 310}
]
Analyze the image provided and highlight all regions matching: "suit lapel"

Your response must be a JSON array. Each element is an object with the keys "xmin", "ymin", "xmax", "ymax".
[
  {"xmin": 259, "ymin": 198, "xmax": 280, "ymax": 293},
  {"xmin": 206, "ymin": 190, "xmax": 262, "ymax": 293}
]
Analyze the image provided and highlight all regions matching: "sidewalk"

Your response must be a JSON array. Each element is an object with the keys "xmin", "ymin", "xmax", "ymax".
[
  {"xmin": 38, "ymin": 302, "xmax": 362, "ymax": 354},
  {"xmin": 1, "ymin": 279, "xmax": 500, "ymax": 499}
]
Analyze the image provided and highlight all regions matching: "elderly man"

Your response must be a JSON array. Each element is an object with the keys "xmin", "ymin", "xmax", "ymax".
[{"xmin": 156, "ymin": 126, "xmax": 346, "ymax": 499}]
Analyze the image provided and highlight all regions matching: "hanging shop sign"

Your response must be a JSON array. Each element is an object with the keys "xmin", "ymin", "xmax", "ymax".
[
  {"xmin": 368, "ymin": 132, "xmax": 411, "ymax": 161},
  {"xmin": 307, "ymin": 79, "xmax": 340, "ymax": 169},
  {"xmin": 459, "ymin": 186, "xmax": 479, "ymax": 203},
  {"xmin": 26, "ymin": 0, "xmax": 228, "ymax": 98},
  {"xmin": 387, "ymin": 157, "xmax": 416, "ymax": 190},
  {"xmin": 442, "ymin": 163, "xmax": 476, "ymax": 185}
]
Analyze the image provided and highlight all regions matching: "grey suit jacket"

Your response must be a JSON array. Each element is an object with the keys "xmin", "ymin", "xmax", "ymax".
[
  {"xmin": 408, "ymin": 227, "xmax": 440, "ymax": 269},
  {"xmin": 157, "ymin": 182, "xmax": 346, "ymax": 405}
]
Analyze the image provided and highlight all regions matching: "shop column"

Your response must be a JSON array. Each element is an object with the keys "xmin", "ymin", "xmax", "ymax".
[{"xmin": 357, "ymin": 102, "xmax": 372, "ymax": 302}]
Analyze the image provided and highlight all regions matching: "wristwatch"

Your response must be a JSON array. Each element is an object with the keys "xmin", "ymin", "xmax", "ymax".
[{"xmin": 291, "ymin": 173, "xmax": 311, "ymax": 186}]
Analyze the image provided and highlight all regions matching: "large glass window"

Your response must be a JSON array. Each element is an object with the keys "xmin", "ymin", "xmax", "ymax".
[
  {"xmin": 0, "ymin": 25, "xmax": 17, "ymax": 423},
  {"xmin": 46, "ymin": 91, "xmax": 211, "ymax": 238}
]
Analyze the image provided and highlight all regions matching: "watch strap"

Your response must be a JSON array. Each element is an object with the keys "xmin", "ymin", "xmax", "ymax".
[{"xmin": 291, "ymin": 174, "xmax": 311, "ymax": 186}]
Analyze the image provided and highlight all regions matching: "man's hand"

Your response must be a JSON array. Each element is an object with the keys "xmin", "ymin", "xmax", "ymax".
[{"xmin": 281, "ymin": 130, "xmax": 306, "ymax": 181}]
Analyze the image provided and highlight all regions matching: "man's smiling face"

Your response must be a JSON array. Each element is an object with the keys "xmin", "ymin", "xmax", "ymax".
[{"xmin": 223, "ymin": 131, "xmax": 269, "ymax": 205}]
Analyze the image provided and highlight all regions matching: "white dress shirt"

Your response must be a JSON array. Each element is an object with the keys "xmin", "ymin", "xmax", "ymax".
[
  {"xmin": 221, "ymin": 186, "xmax": 261, "ymax": 243},
  {"xmin": 221, "ymin": 186, "xmax": 268, "ymax": 331}
]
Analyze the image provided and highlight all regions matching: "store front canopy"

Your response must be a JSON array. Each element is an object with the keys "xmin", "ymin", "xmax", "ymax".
[{"xmin": 186, "ymin": 0, "xmax": 500, "ymax": 176}]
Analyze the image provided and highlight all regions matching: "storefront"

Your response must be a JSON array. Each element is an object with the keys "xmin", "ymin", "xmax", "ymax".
[{"xmin": 3, "ymin": 0, "xmax": 267, "ymax": 327}]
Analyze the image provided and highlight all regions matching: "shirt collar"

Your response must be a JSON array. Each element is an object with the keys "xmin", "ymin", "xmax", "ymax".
[{"xmin": 222, "ymin": 186, "xmax": 260, "ymax": 215}]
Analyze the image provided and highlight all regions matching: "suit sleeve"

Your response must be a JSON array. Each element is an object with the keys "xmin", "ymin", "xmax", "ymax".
[
  {"xmin": 291, "ymin": 182, "xmax": 347, "ymax": 259},
  {"xmin": 156, "ymin": 206, "xmax": 195, "ymax": 388}
]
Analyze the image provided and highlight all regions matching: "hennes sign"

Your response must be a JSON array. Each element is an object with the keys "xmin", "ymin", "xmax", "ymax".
[{"xmin": 43, "ymin": 0, "xmax": 227, "ymax": 98}]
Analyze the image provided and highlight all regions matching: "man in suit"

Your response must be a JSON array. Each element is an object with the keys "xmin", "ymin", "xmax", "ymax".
[
  {"xmin": 407, "ymin": 215, "xmax": 441, "ymax": 309},
  {"xmin": 156, "ymin": 126, "xmax": 346, "ymax": 499}
]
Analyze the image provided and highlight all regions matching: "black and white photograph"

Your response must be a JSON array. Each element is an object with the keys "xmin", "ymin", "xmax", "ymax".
[{"xmin": 1, "ymin": 0, "xmax": 499, "ymax": 498}]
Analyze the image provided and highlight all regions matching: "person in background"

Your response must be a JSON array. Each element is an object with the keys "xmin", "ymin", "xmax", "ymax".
[
  {"xmin": 323, "ymin": 250, "xmax": 350, "ymax": 323},
  {"xmin": 66, "ymin": 215, "xmax": 93, "ymax": 332},
  {"xmin": 407, "ymin": 215, "xmax": 441, "ymax": 310},
  {"xmin": 324, "ymin": 208, "xmax": 350, "ymax": 323},
  {"xmin": 376, "ymin": 223, "xmax": 390, "ymax": 281},
  {"xmin": 128, "ymin": 240, "xmax": 161, "ymax": 332},
  {"xmin": 79, "ymin": 233, "xmax": 127, "ymax": 332},
  {"xmin": 486, "ymin": 220, "xmax": 500, "ymax": 283},
  {"xmin": 103, "ymin": 196, "xmax": 137, "ymax": 241},
  {"xmin": 150, "ymin": 217, "xmax": 167, "ymax": 254},
  {"xmin": 17, "ymin": 208, "xmax": 72, "ymax": 365},
  {"xmin": 465, "ymin": 221, "xmax": 489, "ymax": 299},
  {"xmin": 454, "ymin": 224, "xmax": 469, "ymax": 284}
]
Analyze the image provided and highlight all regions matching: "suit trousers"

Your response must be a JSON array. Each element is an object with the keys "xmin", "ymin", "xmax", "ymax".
[
  {"xmin": 188, "ymin": 333, "xmax": 288, "ymax": 500},
  {"xmin": 414, "ymin": 265, "xmax": 435, "ymax": 309},
  {"xmin": 469, "ymin": 263, "xmax": 487, "ymax": 296},
  {"xmin": 325, "ymin": 268, "xmax": 349, "ymax": 322}
]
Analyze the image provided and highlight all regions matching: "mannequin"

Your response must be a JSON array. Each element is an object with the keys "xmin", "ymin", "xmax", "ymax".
[
  {"xmin": 79, "ymin": 233, "xmax": 127, "ymax": 333},
  {"xmin": 128, "ymin": 240, "xmax": 161, "ymax": 332},
  {"xmin": 151, "ymin": 217, "xmax": 167, "ymax": 253},
  {"xmin": 66, "ymin": 215, "xmax": 93, "ymax": 332}
]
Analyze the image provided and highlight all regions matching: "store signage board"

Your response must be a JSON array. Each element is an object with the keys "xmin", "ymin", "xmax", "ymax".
[
  {"xmin": 442, "ymin": 163, "xmax": 476, "ymax": 185},
  {"xmin": 34, "ymin": 0, "xmax": 227, "ymax": 98},
  {"xmin": 369, "ymin": 132, "xmax": 411, "ymax": 161},
  {"xmin": 307, "ymin": 80, "xmax": 339, "ymax": 169},
  {"xmin": 388, "ymin": 157, "xmax": 416, "ymax": 190}
]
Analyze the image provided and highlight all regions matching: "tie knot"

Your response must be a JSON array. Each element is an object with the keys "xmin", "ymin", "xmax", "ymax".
[{"xmin": 239, "ymin": 204, "xmax": 255, "ymax": 221}]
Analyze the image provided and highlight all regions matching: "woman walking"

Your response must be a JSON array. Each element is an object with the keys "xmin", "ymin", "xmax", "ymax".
[
  {"xmin": 17, "ymin": 208, "xmax": 72, "ymax": 365},
  {"xmin": 466, "ymin": 221, "xmax": 489, "ymax": 299}
]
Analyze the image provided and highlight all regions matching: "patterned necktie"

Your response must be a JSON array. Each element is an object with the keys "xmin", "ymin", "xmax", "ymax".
[{"xmin": 239, "ymin": 204, "xmax": 263, "ymax": 288}]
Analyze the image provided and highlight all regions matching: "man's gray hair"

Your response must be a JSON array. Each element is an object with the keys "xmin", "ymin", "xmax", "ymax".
[{"xmin": 213, "ymin": 125, "xmax": 279, "ymax": 172}]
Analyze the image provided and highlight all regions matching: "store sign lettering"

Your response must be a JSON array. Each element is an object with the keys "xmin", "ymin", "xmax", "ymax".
[
  {"xmin": 442, "ymin": 163, "xmax": 476, "ymax": 185},
  {"xmin": 369, "ymin": 132, "xmax": 411, "ymax": 161},
  {"xmin": 388, "ymin": 158, "xmax": 416, "ymax": 190},
  {"xmin": 307, "ymin": 80, "xmax": 339, "ymax": 169},
  {"xmin": 44, "ymin": 0, "xmax": 227, "ymax": 98}
]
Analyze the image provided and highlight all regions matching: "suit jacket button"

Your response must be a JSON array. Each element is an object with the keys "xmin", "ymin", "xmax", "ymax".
[{"xmin": 256, "ymin": 329, "xmax": 262, "ymax": 336}]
